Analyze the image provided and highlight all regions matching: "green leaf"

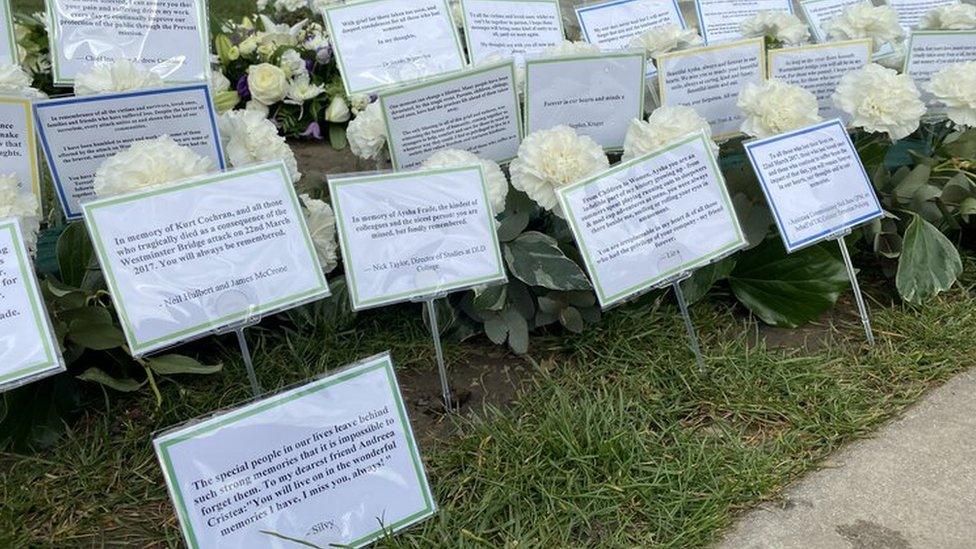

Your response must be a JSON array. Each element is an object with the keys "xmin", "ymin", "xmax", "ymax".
[
  {"xmin": 940, "ymin": 128, "xmax": 976, "ymax": 158},
  {"xmin": 147, "ymin": 355, "xmax": 223, "ymax": 376},
  {"xmin": 472, "ymin": 285, "xmax": 507, "ymax": 311},
  {"xmin": 960, "ymin": 197, "xmax": 976, "ymax": 220},
  {"xmin": 78, "ymin": 368, "xmax": 145, "ymax": 392},
  {"xmin": 497, "ymin": 190, "xmax": 534, "ymax": 242},
  {"xmin": 503, "ymin": 309, "xmax": 529, "ymax": 355},
  {"xmin": 503, "ymin": 232, "xmax": 591, "ymax": 291},
  {"xmin": 56, "ymin": 222, "xmax": 93, "ymax": 288},
  {"xmin": 559, "ymin": 307, "xmax": 585, "ymax": 334},
  {"xmin": 680, "ymin": 257, "xmax": 737, "ymax": 305},
  {"xmin": 896, "ymin": 215, "xmax": 963, "ymax": 304},
  {"xmin": 328, "ymin": 124, "xmax": 347, "ymax": 150},
  {"xmin": 65, "ymin": 308, "xmax": 126, "ymax": 350},
  {"xmin": 484, "ymin": 314, "xmax": 508, "ymax": 345},
  {"xmin": 728, "ymin": 239, "xmax": 850, "ymax": 328},
  {"xmin": 892, "ymin": 165, "xmax": 931, "ymax": 203}
]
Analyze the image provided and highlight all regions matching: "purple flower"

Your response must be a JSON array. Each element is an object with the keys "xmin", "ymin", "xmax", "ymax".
[
  {"xmin": 305, "ymin": 58, "xmax": 315, "ymax": 74},
  {"xmin": 236, "ymin": 75, "xmax": 251, "ymax": 101},
  {"xmin": 316, "ymin": 45, "xmax": 333, "ymax": 65},
  {"xmin": 301, "ymin": 122, "xmax": 323, "ymax": 140}
]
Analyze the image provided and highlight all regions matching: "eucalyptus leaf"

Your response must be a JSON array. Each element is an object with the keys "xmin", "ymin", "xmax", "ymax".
[
  {"xmin": 483, "ymin": 314, "xmax": 508, "ymax": 345},
  {"xmin": 559, "ymin": 307, "xmax": 585, "ymax": 334},
  {"xmin": 503, "ymin": 232, "xmax": 591, "ymax": 291},
  {"xmin": 940, "ymin": 128, "xmax": 976, "ymax": 158},
  {"xmin": 472, "ymin": 285, "xmax": 507, "ymax": 312},
  {"xmin": 896, "ymin": 215, "xmax": 963, "ymax": 304},
  {"xmin": 78, "ymin": 368, "xmax": 145, "ymax": 392},
  {"xmin": 147, "ymin": 355, "xmax": 223, "ymax": 376},
  {"xmin": 503, "ymin": 309, "xmax": 529, "ymax": 354}
]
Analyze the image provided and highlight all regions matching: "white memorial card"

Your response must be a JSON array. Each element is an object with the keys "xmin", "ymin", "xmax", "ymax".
[
  {"xmin": 799, "ymin": 0, "xmax": 898, "ymax": 60},
  {"xmin": 324, "ymin": 0, "xmax": 467, "ymax": 95},
  {"xmin": 768, "ymin": 40, "xmax": 873, "ymax": 122},
  {"xmin": 744, "ymin": 119, "xmax": 883, "ymax": 253},
  {"xmin": 380, "ymin": 61, "xmax": 522, "ymax": 170},
  {"xmin": 459, "ymin": 0, "xmax": 565, "ymax": 65},
  {"xmin": 45, "ymin": 0, "xmax": 210, "ymax": 85},
  {"xmin": 0, "ymin": 0, "xmax": 15, "ymax": 65},
  {"xmin": 35, "ymin": 84, "xmax": 225, "ymax": 220},
  {"xmin": 886, "ymin": 0, "xmax": 959, "ymax": 30},
  {"xmin": 83, "ymin": 162, "xmax": 330, "ymax": 356},
  {"xmin": 694, "ymin": 0, "xmax": 794, "ymax": 44},
  {"xmin": 0, "ymin": 219, "xmax": 65, "ymax": 392},
  {"xmin": 524, "ymin": 52, "xmax": 645, "ymax": 150},
  {"xmin": 658, "ymin": 38, "xmax": 766, "ymax": 139},
  {"xmin": 576, "ymin": 0, "xmax": 686, "ymax": 52},
  {"xmin": 904, "ymin": 30, "xmax": 976, "ymax": 115},
  {"xmin": 329, "ymin": 166, "xmax": 506, "ymax": 311},
  {"xmin": 0, "ymin": 96, "xmax": 42, "ymax": 208},
  {"xmin": 155, "ymin": 353, "xmax": 435, "ymax": 549},
  {"xmin": 557, "ymin": 132, "xmax": 746, "ymax": 308}
]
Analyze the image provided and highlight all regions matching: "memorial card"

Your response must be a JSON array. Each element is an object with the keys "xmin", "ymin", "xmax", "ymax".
[
  {"xmin": 744, "ymin": 119, "xmax": 883, "ymax": 253},
  {"xmin": 524, "ymin": 52, "xmax": 645, "ymax": 150},
  {"xmin": 886, "ymin": 0, "xmax": 959, "ymax": 30},
  {"xmin": 904, "ymin": 30, "xmax": 976, "ymax": 115},
  {"xmin": 380, "ymin": 61, "xmax": 522, "ymax": 170},
  {"xmin": 799, "ymin": 0, "xmax": 898, "ymax": 60},
  {"xmin": 658, "ymin": 38, "xmax": 766, "ymax": 139},
  {"xmin": 35, "ymin": 84, "xmax": 225, "ymax": 220},
  {"xmin": 694, "ymin": 0, "xmax": 794, "ymax": 45},
  {"xmin": 83, "ymin": 162, "xmax": 330, "ymax": 357},
  {"xmin": 459, "ymin": 0, "xmax": 565, "ymax": 65},
  {"xmin": 0, "ymin": 219, "xmax": 65, "ymax": 392},
  {"xmin": 0, "ymin": 0, "xmax": 15, "ymax": 65},
  {"xmin": 0, "ymin": 96, "xmax": 42, "ymax": 207},
  {"xmin": 45, "ymin": 0, "xmax": 210, "ymax": 85},
  {"xmin": 575, "ymin": 0, "xmax": 686, "ymax": 51},
  {"xmin": 324, "ymin": 0, "xmax": 466, "ymax": 95},
  {"xmin": 768, "ymin": 40, "xmax": 872, "ymax": 122},
  {"xmin": 155, "ymin": 353, "xmax": 435, "ymax": 549},
  {"xmin": 557, "ymin": 132, "xmax": 746, "ymax": 308},
  {"xmin": 329, "ymin": 166, "xmax": 506, "ymax": 311}
]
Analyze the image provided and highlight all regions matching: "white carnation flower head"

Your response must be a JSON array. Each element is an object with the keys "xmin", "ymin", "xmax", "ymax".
[
  {"xmin": 824, "ymin": 4, "xmax": 904, "ymax": 52},
  {"xmin": 0, "ymin": 173, "xmax": 40, "ymax": 254},
  {"xmin": 300, "ymin": 194, "xmax": 339, "ymax": 274},
  {"xmin": 738, "ymin": 79, "xmax": 822, "ymax": 138},
  {"xmin": 347, "ymin": 101, "xmax": 388, "ymax": 160},
  {"xmin": 74, "ymin": 59, "xmax": 164, "ymax": 96},
  {"xmin": 740, "ymin": 10, "xmax": 811, "ymax": 46},
  {"xmin": 421, "ymin": 149, "xmax": 509, "ymax": 215},
  {"xmin": 219, "ymin": 109, "xmax": 301, "ymax": 183},
  {"xmin": 925, "ymin": 61, "xmax": 976, "ymax": 127},
  {"xmin": 623, "ymin": 106, "xmax": 715, "ymax": 160},
  {"xmin": 93, "ymin": 136, "xmax": 215, "ymax": 198},
  {"xmin": 919, "ymin": 4, "xmax": 976, "ymax": 30},
  {"xmin": 542, "ymin": 40, "xmax": 601, "ymax": 58},
  {"xmin": 509, "ymin": 126, "xmax": 609, "ymax": 216},
  {"xmin": 629, "ymin": 24, "xmax": 702, "ymax": 59},
  {"xmin": 0, "ymin": 63, "xmax": 45, "ymax": 97},
  {"xmin": 833, "ymin": 64, "xmax": 925, "ymax": 141}
]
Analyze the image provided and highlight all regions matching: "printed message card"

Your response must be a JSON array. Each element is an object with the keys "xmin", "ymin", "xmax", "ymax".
[
  {"xmin": 800, "ymin": 0, "xmax": 897, "ymax": 59},
  {"xmin": 0, "ymin": 219, "xmax": 65, "ymax": 392},
  {"xmin": 557, "ymin": 132, "xmax": 746, "ymax": 308},
  {"xmin": 45, "ymin": 0, "xmax": 210, "ymax": 85},
  {"xmin": 658, "ymin": 38, "xmax": 766, "ymax": 139},
  {"xmin": 329, "ymin": 166, "xmax": 506, "ymax": 311},
  {"xmin": 694, "ymin": 0, "xmax": 794, "ymax": 45},
  {"xmin": 524, "ymin": 52, "xmax": 645, "ymax": 151},
  {"xmin": 1, "ymin": 0, "xmax": 15, "ymax": 65},
  {"xmin": 459, "ymin": 0, "xmax": 565, "ymax": 65},
  {"xmin": 35, "ymin": 84, "xmax": 225, "ymax": 220},
  {"xmin": 576, "ymin": 0, "xmax": 686, "ymax": 51},
  {"xmin": 0, "ymin": 96, "xmax": 42, "ymax": 207},
  {"xmin": 768, "ymin": 40, "xmax": 872, "ymax": 122},
  {"xmin": 887, "ymin": 0, "xmax": 959, "ymax": 30},
  {"xmin": 380, "ymin": 61, "xmax": 522, "ymax": 170},
  {"xmin": 155, "ymin": 353, "xmax": 435, "ymax": 549},
  {"xmin": 744, "ymin": 119, "xmax": 884, "ymax": 253},
  {"xmin": 904, "ymin": 30, "xmax": 976, "ymax": 115},
  {"xmin": 324, "ymin": 0, "xmax": 466, "ymax": 95},
  {"xmin": 83, "ymin": 162, "xmax": 330, "ymax": 357}
]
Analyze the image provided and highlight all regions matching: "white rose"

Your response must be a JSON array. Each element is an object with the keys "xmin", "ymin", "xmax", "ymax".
[
  {"xmin": 629, "ymin": 24, "xmax": 702, "ymax": 60},
  {"xmin": 542, "ymin": 40, "xmax": 601, "ymax": 58},
  {"xmin": 833, "ymin": 64, "xmax": 926, "ymax": 141},
  {"xmin": 219, "ymin": 109, "xmax": 301, "ymax": 183},
  {"xmin": 247, "ymin": 63, "xmax": 288, "ymax": 104},
  {"xmin": 278, "ymin": 49, "xmax": 307, "ymax": 77},
  {"xmin": 0, "ymin": 63, "xmax": 44, "ymax": 98},
  {"xmin": 509, "ymin": 126, "xmax": 609, "ymax": 216},
  {"xmin": 740, "ymin": 10, "xmax": 810, "ymax": 46},
  {"xmin": 93, "ymin": 136, "xmax": 215, "ymax": 198},
  {"xmin": 824, "ymin": 5, "xmax": 904, "ymax": 53},
  {"xmin": 300, "ymin": 194, "xmax": 339, "ymax": 273},
  {"xmin": 925, "ymin": 61, "xmax": 976, "ymax": 127},
  {"xmin": 0, "ymin": 173, "xmax": 41, "ymax": 254},
  {"xmin": 347, "ymin": 101, "xmax": 388, "ymax": 160},
  {"xmin": 421, "ymin": 149, "xmax": 509, "ymax": 215},
  {"xmin": 919, "ymin": 4, "xmax": 976, "ymax": 30},
  {"xmin": 74, "ymin": 59, "xmax": 164, "ymax": 96},
  {"xmin": 324, "ymin": 96, "xmax": 351, "ymax": 122},
  {"xmin": 285, "ymin": 73, "xmax": 326, "ymax": 105},
  {"xmin": 738, "ymin": 79, "xmax": 822, "ymax": 138},
  {"xmin": 623, "ymin": 106, "xmax": 716, "ymax": 160}
]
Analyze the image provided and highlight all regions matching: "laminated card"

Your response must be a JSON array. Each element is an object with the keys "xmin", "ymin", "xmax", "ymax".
[
  {"xmin": 0, "ymin": 218, "xmax": 65, "ymax": 392},
  {"xmin": 694, "ymin": 0, "xmax": 794, "ymax": 45},
  {"xmin": 904, "ymin": 30, "xmax": 976, "ymax": 116},
  {"xmin": 154, "ymin": 353, "xmax": 435, "ymax": 549},
  {"xmin": 744, "ymin": 119, "xmax": 884, "ymax": 253},
  {"xmin": 323, "ymin": 0, "xmax": 466, "ymax": 95},
  {"xmin": 0, "ymin": 96, "xmax": 42, "ymax": 208},
  {"xmin": 886, "ymin": 0, "xmax": 959, "ymax": 30},
  {"xmin": 329, "ymin": 166, "xmax": 506, "ymax": 311},
  {"xmin": 0, "ymin": 0, "xmax": 14, "ymax": 64},
  {"xmin": 799, "ymin": 0, "xmax": 898, "ymax": 60},
  {"xmin": 575, "ymin": 0, "xmax": 686, "ymax": 73},
  {"xmin": 557, "ymin": 132, "xmax": 747, "ymax": 308},
  {"xmin": 34, "ymin": 84, "xmax": 225, "ymax": 220},
  {"xmin": 768, "ymin": 40, "xmax": 872, "ymax": 122},
  {"xmin": 658, "ymin": 38, "xmax": 766, "ymax": 139},
  {"xmin": 45, "ymin": 0, "xmax": 210, "ymax": 85},
  {"xmin": 83, "ymin": 162, "xmax": 330, "ymax": 356},
  {"xmin": 459, "ymin": 0, "xmax": 565, "ymax": 65},
  {"xmin": 380, "ymin": 61, "xmax": 522, "ymax": 170},
  {"xmin": 524, "ymin": 52, "xmax": 645, "ymax": 151}
]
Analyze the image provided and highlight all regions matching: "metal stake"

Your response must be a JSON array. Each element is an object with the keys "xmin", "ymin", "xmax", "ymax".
[
  {"xmin": 235, "ymin": 327, "xmax": 263, "ymax": 397},
  {"xmin": 425, "ymin": 299, "xmax": 454, "ymax": 412},
  {"xmin": 837, "ymin": 237, "xmax": 876, "ymax": 346},
  {"xmin": 672, "ymin": 281, "xmax": 706, "ymax": 373}
]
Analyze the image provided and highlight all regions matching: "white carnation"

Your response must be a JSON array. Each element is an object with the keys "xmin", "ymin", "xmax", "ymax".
[
  {"xmin": 623, "ymin": 106, "xmax": 716, "ymax": 160},
  {"xmin": 421, "ymin": 149, "xmax": 509, "ymax": 215},
  {"xmin": 300, "ymin": 194, "xmax": 339, "ymax": 273},
  {"xmin": 824, "ymin": 4, "xmax": 904, "ymax": 52},
  {"xmin": 740, "ymin": 10, "xmax": 810, "ymax": 46},
  {"xmin": 276, "ymin": 0, "xmax": 306, "ymax": 12},
  {"xmin": 219, "ymin": 110, "xmax": 301, "ymax": 183},
  {"xmin": 509, "ymin": 126, "xmax": 609, "ymax": 216},
  {"xmin": 347, "ymin": 101, "xmax": 388, "ymax": 160},
  {"xmin": 0, "ymin": 63, "xmax": 45, "ymax": 97},
  {"xmin": 833, "ymin": 64, "xmax": 925, "ymax": 141},
  {"xmin": 738, "ymin": 79, "xmax": 822, "ymax": 138},
  {"xmin": 74, "ymin": 59, "xmax": 164, "ymax": 96},
  {"xmin": 247, "ymin": 63, "xmax": 289, "ymax": 105},
  {"xmin": 0, "ymin": 174, "xmax": 40, "ymax": 254},
  {"xmin": 629, "ymin": 24, "xmax": 702, "ymax": 60},
  {"xmin": 919, "ymin": 4, "xmax": 976, "ymax": 30},
  {"xmin": 541, "ymin": 40, "xmax": 601, "ymax": 58},
  {"xmin": 278, "ymin": 49, "xmax": 307, "ymax": 77},
  {"xmin": 93, "ymin": 136, "xmax": 215, "ymax": 197},
  {"xmin": 925, "ymin": 61, "xmax": 976, "ymax": 127}
]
